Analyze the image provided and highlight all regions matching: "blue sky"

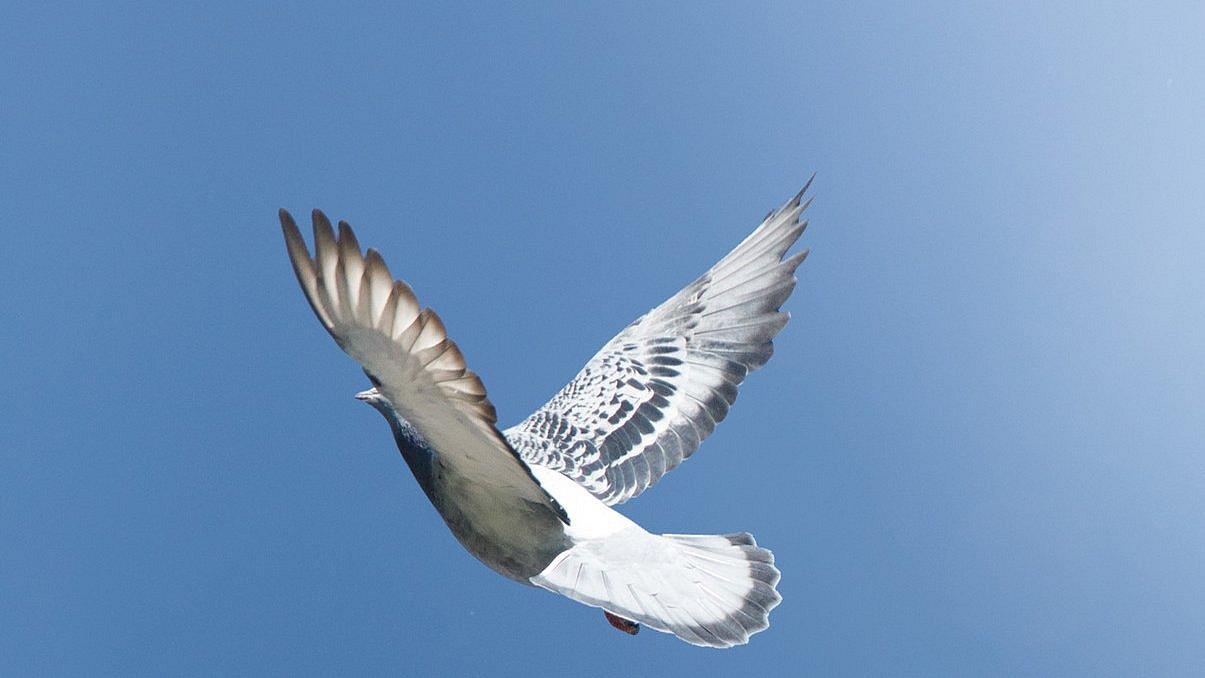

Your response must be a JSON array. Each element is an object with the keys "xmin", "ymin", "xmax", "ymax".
[{"xmin": 2, "ymin": 2, "xmax": 1203, "ymax": 675}]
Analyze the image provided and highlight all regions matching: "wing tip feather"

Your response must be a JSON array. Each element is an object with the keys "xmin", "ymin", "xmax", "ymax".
[{"xmin": 312, "ymin": 208, "xmax": 333, "ymax": 231}]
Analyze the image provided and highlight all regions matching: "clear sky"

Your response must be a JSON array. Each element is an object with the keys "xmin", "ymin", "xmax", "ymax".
[{"xmin": 2, "ymin": 2, "xmax": 1203, "ymax": 676}]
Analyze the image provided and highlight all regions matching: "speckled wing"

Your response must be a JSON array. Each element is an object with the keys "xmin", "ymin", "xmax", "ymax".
[
  {"xmin": 280, "ymin": 209, "xmax": 567, "ymax": 522},
  {"xmin": 505, "ymin": 181, "xmax": 812, "ymax": 505}
]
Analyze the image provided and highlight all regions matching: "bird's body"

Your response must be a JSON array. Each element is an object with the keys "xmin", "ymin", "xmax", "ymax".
[
  {"xmin": 365, "ymin": 399, "xmax": 570, "ymax": 582},
  {"xmin": 369, "ymin": 398, "xmax": 781, "ymax": 647},
  {"xmin": 280, "ymin": 181, "xmax": 812, "ymax": 647}
]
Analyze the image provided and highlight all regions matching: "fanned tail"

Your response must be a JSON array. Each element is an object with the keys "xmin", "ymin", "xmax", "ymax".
[{"xmin": 531, "ymin": 529, "xmax": 781, "ymax": 648}]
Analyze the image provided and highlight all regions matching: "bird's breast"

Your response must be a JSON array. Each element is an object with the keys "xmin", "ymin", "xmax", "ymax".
[{"xmin": 427, "ymin": 462, "xmax": 572, "ymax": 582}]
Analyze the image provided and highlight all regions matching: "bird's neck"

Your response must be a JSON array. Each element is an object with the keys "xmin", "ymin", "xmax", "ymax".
[{"xmin": 382, "ymin": 410, "xmax": 438, "ymax": 497}]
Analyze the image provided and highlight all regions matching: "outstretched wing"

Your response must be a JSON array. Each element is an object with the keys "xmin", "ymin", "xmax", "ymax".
[
  {"xmin": 505, "ymin": 181, "xmax": 812, "ymax": 505},
  {"xmin": 281, "ymin": 209, "xmax": 567, "ymax": 522}
]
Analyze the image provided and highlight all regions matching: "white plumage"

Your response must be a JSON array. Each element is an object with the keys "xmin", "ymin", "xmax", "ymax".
[{"xmin": 280, "ymin": 180, "xmax": 812, "ymax": 647}]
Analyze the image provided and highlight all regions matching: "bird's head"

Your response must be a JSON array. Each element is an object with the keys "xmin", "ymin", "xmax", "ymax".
[
  {"xmin": 355, "ymin": 386, "xmax": 423, "ymax": 451},
  {"xmin": 354, "ymin": 386, "xmax": 391, "ymax": 413}
]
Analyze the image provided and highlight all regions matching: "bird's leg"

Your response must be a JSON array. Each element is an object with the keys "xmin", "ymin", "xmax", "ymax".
[{"xmin": 603, "ymin": 610, "xmax": 640, "ymax": 635}]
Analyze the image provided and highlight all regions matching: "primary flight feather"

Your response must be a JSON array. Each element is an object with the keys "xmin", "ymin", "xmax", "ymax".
[{"xmin": 280, "ymin": 180, "xmax": 812, "ymax": 647}]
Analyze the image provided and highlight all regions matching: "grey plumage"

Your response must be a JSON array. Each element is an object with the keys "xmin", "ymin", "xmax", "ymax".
[
  {"xmin": 279, "ymin": 181, "xmax": 812, "ymax": 647},
  {"xmin": 281, "ymin": 210, "xmax": 571, "ymax": 579}
]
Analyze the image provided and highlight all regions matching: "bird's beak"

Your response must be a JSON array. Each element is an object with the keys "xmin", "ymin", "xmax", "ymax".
[{"xmin": 354, "ymin": 388, "xmax": 378, "ymax": 401}]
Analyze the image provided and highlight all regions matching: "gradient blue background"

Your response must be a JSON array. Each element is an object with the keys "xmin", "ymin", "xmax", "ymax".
[{"xmin": 3, "ymin": 2, "xmax": 1203, "ymax": 676}]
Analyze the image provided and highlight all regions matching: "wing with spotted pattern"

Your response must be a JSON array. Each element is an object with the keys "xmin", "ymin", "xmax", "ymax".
[{"xmin": 505, "ymin": 181, "xmax": 812, "ymax": 505}]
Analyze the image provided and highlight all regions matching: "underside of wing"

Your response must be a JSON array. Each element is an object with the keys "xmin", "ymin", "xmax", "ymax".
[
  {"xmin": 280, "ymin": 209, "xmax": 566, "ymax": 521},
  {"xmin": 506, "ymin": 181, "xmax": 812, "ymax": 505}
]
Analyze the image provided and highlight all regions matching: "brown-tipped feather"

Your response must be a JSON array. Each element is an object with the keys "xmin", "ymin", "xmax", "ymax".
[
  {"xmin": 312, "ymin": 212, "xmax": 341, "ymax": 324},
  {"xmin": 291, "ymin": 219, "xmax": 479, "ymax": 412},
  {"xmin": 395, "ymin": 310, "xmax": 425, "ymax": 352},
  {"xmin": 280, "ymin": 210, "xmax": 334, "ymax": 330},
  {"xmin": 363, "ymin": 250, "xmax": 394, "ymax": 325},
  {"xmin": 391, "ymin": 281, "xmax": 421, "ymax": 338},
  {"xmin": 414, "ymin": 309, "xmax": 447, "ymax": 352},
  {"xmin": 376, "ymin": 281, "xmax": 399, "ymax": 335},
  {"xmin": 428, "ymin": 342, "xmax": 466, "ymax": 372},
  {"xmin": 336, "ymin": 221, "xmax": 365, "ymax": 307},
  {"xmin": 278, "ymin": 209, "xmax": 568, "ymax": 523}
]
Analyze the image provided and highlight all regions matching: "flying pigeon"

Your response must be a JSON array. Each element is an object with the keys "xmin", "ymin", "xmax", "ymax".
[{"xmin": 279, "ymin": 180, "xmax": 812, "ymax": 648}]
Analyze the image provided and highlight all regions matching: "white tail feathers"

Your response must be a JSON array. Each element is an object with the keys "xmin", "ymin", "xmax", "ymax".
[{"xmin": 531, "ymin": 529, "xmax": 781, "ymax": 648}]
